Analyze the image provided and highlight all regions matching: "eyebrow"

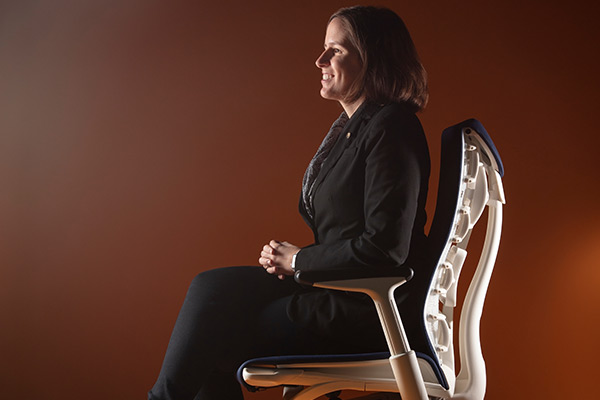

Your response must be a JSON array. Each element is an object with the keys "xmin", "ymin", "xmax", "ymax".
[{"xmin": 324, "ymin": 40, "xmax": 346, "ymax": 48}]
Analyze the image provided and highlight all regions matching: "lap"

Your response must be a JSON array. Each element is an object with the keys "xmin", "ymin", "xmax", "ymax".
[
  {"xmin": 189, "ymin": 267, "xmax": 360, "ymax": 355},
  {"xmin": 188, "ymin": 266, "xmax": 386, "ymax": 358}
]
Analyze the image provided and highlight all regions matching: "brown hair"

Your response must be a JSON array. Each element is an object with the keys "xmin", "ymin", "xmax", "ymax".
[{"xmin": 330, "ymin": 6, "xmax": 428, "ymax": 112}]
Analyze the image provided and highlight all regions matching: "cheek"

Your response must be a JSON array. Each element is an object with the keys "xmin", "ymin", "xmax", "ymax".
[
  {"xmin": 336, "ymin": 62, "xmax": 356, "ymax": 82},
  {"xmin": 337, "ymin": 58, "xmax": 362, "ymax": 84},
  {"xmin": 349, "ymin": 60, "xmax": 362, "ymax": 81}
]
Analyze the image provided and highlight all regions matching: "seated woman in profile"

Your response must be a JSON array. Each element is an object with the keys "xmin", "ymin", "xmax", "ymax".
[{"xmin": 148, "ymin": 5, "xmax": 430, "ymax": 400}]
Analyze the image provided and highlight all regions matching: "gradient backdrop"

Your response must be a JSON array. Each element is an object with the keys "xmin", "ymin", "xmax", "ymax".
[{"xmin": 1, "ymin": 0, "xmax": 599, "ymax": 399}]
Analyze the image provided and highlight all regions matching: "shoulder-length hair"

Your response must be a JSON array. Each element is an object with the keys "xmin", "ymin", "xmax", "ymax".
[{"xmin": 330, "ymin": 6, "xmax": 428, "ymax": 112}]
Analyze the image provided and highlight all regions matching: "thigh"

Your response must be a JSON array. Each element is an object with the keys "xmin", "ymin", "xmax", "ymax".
[
  {"xmin": 251, "ymin": 292, "xmax": 355, "ymax": 358},
  {"xmin": 193, "ymin": 266, "xmax": 298, "ymax": 299},
  {"xmin": 184, "ymin": 267, "xmax": 302, "ymax": 366},
  {"xmin": 183, "ymin": 266, "xmax": 299, "ymax": 322}
]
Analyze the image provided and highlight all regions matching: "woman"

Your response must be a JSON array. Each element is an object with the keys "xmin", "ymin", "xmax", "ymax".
[{"xmin": 148, "ymin": 6, "xmax": 429, "ymax": 400}]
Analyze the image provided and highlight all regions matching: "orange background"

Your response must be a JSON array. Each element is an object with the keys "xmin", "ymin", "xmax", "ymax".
[{"xmin": 1, "ymin": 0, "xmax": 599, "ymax": 399}]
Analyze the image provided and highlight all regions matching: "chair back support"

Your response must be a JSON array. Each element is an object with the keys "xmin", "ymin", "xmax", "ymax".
[{"xmin": 419, "ymin": 119, "xmax": 505, "ymax": 397}]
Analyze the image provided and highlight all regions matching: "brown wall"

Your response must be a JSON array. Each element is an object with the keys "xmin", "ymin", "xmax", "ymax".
[{"xmin": 1, "ymin": 0, "xmax": 598, "ymax": 399}]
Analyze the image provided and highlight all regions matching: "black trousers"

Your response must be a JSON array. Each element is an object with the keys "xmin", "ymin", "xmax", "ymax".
[{"xmin": 148, "ymin": 266, "xmax": 386, "ymax": 400}]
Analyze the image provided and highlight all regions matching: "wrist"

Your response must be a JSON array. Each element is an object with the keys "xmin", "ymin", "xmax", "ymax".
[{"xmin": 291, "ymin": 250, "xmax": 300, "ymax": 271}]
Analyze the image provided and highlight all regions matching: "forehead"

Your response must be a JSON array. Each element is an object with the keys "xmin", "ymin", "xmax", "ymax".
[{"xmin": 324, "ymin": 17, "xmax": 352, "ymax": 46}]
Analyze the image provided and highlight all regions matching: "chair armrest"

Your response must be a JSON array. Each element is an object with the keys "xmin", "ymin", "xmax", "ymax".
[
  {"xmin": 295, "ymin": 266, "xmax": 415, "ymax": 358},
  {"xmin": 294, "ymin": 266, "xmax": 413, "ymax": 286}
]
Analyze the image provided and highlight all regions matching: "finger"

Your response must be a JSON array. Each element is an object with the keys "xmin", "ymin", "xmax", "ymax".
[
  {"xmin": 269, "ymin": 240, "xmax": 281, "ymax": 249},
  {"xmin": 261, "ymin": 250, "xmax": 275, "ymax": 259},
  {"xmin": 263, "ymin": 244, "xmax": 273, "ymax": 254},
  {"xmin": 260, "ymin": 254, "xmax": 277, "ymax": 268},
  {"xmin": 278, "ymin": 274, "xmax": 285, "ymax": 280},
  {"xmin": 265, "ymin": 266, "xmax": 280, "ymax": 275},
  {"xmin": 259, "ymin": 257, "xmax": 271, "ymax": 268}
]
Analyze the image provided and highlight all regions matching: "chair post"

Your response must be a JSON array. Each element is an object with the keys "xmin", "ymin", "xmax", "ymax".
[
  {"xmin": 368, "ymin": 283, "xmax": 429, "ymax": 400},
  {"xmin": 388, "ymin": 351, "xmax": 429, "ymax": 400}
]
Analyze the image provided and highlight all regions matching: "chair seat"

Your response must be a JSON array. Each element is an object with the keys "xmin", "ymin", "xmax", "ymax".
[{"xmin": 237, "ymin": 351, "xmax": 449, "ymax": 393}]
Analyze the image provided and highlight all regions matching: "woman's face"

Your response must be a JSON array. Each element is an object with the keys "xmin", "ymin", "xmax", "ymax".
[{"xmin": 315, "ymin": 18, "xmax": 363, "ymax": 114}]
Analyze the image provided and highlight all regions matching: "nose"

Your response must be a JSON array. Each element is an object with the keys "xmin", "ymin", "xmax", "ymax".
[{"xmin": 315, "ymin": 50, "xmax": 330, "ymax": 68}]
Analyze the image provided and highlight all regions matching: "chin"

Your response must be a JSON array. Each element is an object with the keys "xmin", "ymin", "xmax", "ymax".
[{"xmin": 319, "ymin": 89, "xmax": 339, "ymax": 102}]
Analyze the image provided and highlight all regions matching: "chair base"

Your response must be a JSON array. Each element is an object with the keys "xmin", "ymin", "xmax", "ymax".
[{"xmin": 242, "ymin": 356, "xmax": 452, "ymax": 400}]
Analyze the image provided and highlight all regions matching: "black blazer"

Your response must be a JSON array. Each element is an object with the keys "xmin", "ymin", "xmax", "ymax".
[{"xmin": 287, "ymin": 102, "xmax": 430, "ymax": 345}]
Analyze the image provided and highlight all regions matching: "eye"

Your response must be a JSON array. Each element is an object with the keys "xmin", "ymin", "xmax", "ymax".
[{"xmin": 322, "ymin": 45, "xmax": 343, "ymax": 55}]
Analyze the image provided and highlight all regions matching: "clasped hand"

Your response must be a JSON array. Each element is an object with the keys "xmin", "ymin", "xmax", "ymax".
[{"xmin": 259, "ymin": 240, "xmax": 300, "ymax": 280}]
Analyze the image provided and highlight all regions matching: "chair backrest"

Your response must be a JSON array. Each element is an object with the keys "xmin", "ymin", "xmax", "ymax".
[{"xmin": 414, "ymin": 119, "xmax": 505, "ymax": 397}]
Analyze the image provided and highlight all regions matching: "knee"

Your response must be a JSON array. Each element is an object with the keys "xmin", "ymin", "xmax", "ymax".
[
  {"xmin": 189, "ymin": 269, "xmax": 219, "ymax": 294},
  {"xmin": 192, "ymin": 267, "xmax": 232, "ymax": 286},
  {"xmin": 189, "ymin": 266, "xmax": 246, "ymax": 294}
]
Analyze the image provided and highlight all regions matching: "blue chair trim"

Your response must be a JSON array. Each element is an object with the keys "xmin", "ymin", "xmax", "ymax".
[
  {"xmin": 446, "ymin": 118, "xmax": 504, "ymax": 177},
  {"xmin": 237, "ymin": 351, "xmax": 449, "ymax": 392}
]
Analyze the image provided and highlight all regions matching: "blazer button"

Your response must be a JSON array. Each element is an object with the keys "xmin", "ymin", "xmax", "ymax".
[{"xmin": 346, "ymin": 132, "xmax": 351, "ymax": 139}]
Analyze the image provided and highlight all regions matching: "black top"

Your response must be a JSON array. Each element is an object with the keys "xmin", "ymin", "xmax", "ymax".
[
  {"xmin": 288, "ymin": 102, "xmax": 431, "ymax": 346},
  {"xmin": 297, "ymin": 101, "xmax": 430, "ymax": 271}
]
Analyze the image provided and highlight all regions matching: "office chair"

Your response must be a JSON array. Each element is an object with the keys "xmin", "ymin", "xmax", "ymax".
[{"xmin": 238, "ymin": 119, "xmax": 505, "ymax": 400}]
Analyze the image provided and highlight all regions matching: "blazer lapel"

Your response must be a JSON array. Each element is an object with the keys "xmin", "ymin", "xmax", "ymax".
[{"xmin": 309, "ymin": 103, "xmax": 380, "ymax": 197}]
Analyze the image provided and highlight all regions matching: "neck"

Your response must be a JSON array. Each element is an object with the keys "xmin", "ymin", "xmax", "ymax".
[{"xmin": 340, "ymin": 97, "xmax": 365, "ymax": 117}]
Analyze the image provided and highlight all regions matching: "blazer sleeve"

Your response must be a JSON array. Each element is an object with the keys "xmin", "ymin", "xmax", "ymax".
[{"xmin": 294, "ymin": 110, "xmax": 428, "ymax": 271}]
